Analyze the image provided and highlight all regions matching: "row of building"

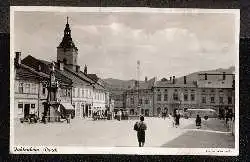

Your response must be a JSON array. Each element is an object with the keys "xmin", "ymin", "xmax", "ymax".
[
  {"xmin": 14, "ymin": 18, "xmax": 114, "ymax": 121},
  {"xmin": 123, "ymin": 72, "xmax": 235, "ymax": 118},
  {"xmin": 13, "ymin": 17, "xmax": 235, "ymax": 120}
]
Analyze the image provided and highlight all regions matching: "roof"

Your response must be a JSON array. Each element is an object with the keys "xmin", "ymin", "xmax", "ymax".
[
  {"xmin": 129, "ymin": 77, "xmax": 156, "ymax": 90},
  {"xmin": 22, "ymin": 55, "xmax": 72, "ymax": 85},
  {"xmin": 197, "ymin": 80, "xmax": 233, "ymax": 89},
  {"xmin": 155, "ymin": 80, "xmax": 197, "ymax": 88},
  {"xmin": 16, "ymin": 63, "xmax": 49, "ymax": 80},
  {"xmin": 88, "ymin": 74, "xmax": 99, "ymax": 82}
]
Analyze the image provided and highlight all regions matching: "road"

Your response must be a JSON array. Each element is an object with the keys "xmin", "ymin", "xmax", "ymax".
[{"xmin": 14, "ymin": 117, "xmax": 234, "ymax": 148}]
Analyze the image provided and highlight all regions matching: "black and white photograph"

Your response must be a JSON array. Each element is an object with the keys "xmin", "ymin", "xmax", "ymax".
[{"xmin": 10, "ymin": 7, "xmax": 239, "ymax": 155}]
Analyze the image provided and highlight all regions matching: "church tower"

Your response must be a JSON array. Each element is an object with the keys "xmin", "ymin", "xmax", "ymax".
[{"xmin": 57, "ymin": 17, "xmax": 78, "ymax": 71}]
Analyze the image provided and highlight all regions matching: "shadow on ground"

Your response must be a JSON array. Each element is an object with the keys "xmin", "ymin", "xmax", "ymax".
[
  {"xmin": 161, "ymin": 130, "xmax": 235, "ymax": 148},
  {"xmin": 183, "ymin": 118, "xmax": 230, "ymax": 132}
]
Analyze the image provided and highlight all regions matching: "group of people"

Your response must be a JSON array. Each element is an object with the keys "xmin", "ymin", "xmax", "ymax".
[{"xmin": 168, "ymin": 111, "xmax": 181, "ymax": 128}]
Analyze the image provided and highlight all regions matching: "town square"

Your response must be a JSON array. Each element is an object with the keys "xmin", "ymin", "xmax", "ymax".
[{"xmin": 11, "ymin": 7, "xmax": 239, "ymax": 154}]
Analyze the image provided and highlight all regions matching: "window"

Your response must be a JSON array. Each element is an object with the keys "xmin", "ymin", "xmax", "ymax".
[
  {"xmin": 31, "ymin": 104, "xmax": 35, "ymax": 108},
  {"xmin": 211, "ymin": 89, "xmax": 214, "ymax": 93},
  {"xmin": 157, "ymin": 89, "xmax": 160, "ymax": 92},
  {"xmin": 191, "ymin": 94, "xmax": 195, "ymax": 101},
  {"xmin": 202, "ymin": 89, "xmax": 206, "ymax": 93},
  {"xmin": 31, "ymin": 84, "xmax": 37, "ymax": 94},
  {"xmin": 202, "ymin": 96, "xmax": 206, "ymax": 103},
  {"xmin": 79, "ymin": 88, "xmax": 81, "ymax": 97},
  {"xmin": 30, "ymin": 104, "xmax": 35, "ymax": 114},
  {"xmin": 164, "ymin": 94, "xmax": 168, "ymax": 101},
  {"xmin": 82, "ymin": 89, "xmax": 85, "ymax": 97},
  {"xmin": 211, "ymin": 97, "xmax": 215, "ymax": 103},
  {"xmin": 72, "ymin": 88, "xmax": 75, "ymax": 97},
  {"xmin": 157, "ymin": 94, "xmax": 161, "ymax": 101},
  {"xmin": 18, "ymin": 83, "xmax": 23, "ymax": 93},
  {"xmin": 173, "ymin": 93, "xmax": 178, "ymax": 101},
  {"xmin": 174, "ymin": 89, "xmax": 178, "ymax": 92},
  {"xmin": 139, "ymin": 99, "xmax": 142, "ymax": 105},
  {"xmin": 184, "ymin": 94, "xmax": 188, "ymax": 101},
  {"xmin": 219, "ymin": 97, "xmax": 224, "ymax": 103},
  {"xmin": 228, "ymin": 97, "xmax": 232, "ymax": 104},
  {"xmin": 25, "ymin": 83, "xmax": 30, "ymax": 93},
  {"xmin": 42, "ymin": 87, "xmax": 46, "ymax": 95},
  {"xmin": 18, "ymin": 103, "xmax": 23, "ymax": 114},
  {"xmin": 145, "ymin": 99, "xmax": 149, "ymax": 104},
  {"xmin": 164, "ymin": 89, "xmax": 168, "ymax": 92},
  {"xmin": 75, "ymin": 88, "xmax": 78, "ymax": 97},
  {"xmin": 67, "ymin": 89, "xmax": 71, "ymax": 97},
  {"xmin": 131, "ymin": 98, "xmax": 134, "ymax": 104}
]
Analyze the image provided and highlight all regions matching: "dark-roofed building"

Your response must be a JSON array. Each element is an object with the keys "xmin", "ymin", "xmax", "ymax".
[
  {"xmin": 197, "ymin": 72, "xmax": 235, "ymax": 118},
  {"xmin": 124, "ymin": 77, "xmax": 156, "ymax": 116},
  {"xmin": 154, "ymin": 76, "xmax": 198, "ymax": 117},
  {"xmin": 14, "ymin": 52, "xmax": 73, "ymax": 120},
  {"xmin": 19, "ymin": 17, "xmax": 109, "ymax": 119}
]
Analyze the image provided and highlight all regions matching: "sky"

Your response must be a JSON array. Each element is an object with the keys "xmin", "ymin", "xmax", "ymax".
[{"xmin": 14, "ymin": 10, "xmax": 238, "ymax": 80}]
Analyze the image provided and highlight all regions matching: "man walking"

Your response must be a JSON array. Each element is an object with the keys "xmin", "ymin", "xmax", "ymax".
[{"xmin": 134, "ymin": 116, "xmax": 147, "ymax": 147}]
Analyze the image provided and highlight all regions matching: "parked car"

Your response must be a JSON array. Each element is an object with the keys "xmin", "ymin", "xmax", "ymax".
[
  {"xmin": 185, "ymin": 109, "xmax": 217, "ymax": 118},
  {"xmin": 20, "ymin": 114, "xmax": 39, "ymax": 123}
]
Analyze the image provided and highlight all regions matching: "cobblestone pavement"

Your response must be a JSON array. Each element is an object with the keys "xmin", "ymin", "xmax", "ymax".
[{"xmin": 14, "ymin": 117, "xmax": 234, "ymax": 148}]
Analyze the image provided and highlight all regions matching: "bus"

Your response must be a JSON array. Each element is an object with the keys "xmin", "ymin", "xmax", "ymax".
[{"xmin": 184, "ymin": 109, "xmax": 218, "ymax": 119}]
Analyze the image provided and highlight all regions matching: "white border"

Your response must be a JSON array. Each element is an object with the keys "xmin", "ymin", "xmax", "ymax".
[{"xmin": 10, "ymin": 6, "xmax": 240, "ymax": 156}]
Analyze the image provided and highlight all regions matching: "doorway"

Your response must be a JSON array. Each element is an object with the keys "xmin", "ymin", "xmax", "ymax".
[
  {"xmin": 24, "ymin": 104, "xmax": 30, "ymax": 118},
  {"xmin": 145, "ymin": 109, "xmax": 149, "ymax": 117},
  {"xmin": 85, "ymin": 105, "xmax": 88, "ymax": 117}
]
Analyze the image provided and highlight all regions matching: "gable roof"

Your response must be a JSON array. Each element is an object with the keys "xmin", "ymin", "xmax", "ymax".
[{"xmin": 16, "ymin": 63, "xmax": 50, "ymax": 81}]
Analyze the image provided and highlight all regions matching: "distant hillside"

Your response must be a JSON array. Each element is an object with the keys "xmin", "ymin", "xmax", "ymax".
[
  {"xmin": 176, "ymin": 66, "xmax": 235, "ymax": 84},
  {"xmin": 104, "ymin": 66, "xmax": 235, "ymax": 89},
  {"xmin": 104, "ymin": 78, "xmax": 144, "ymax": 90}
]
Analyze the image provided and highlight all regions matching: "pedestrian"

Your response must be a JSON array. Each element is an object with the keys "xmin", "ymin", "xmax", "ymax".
[
  {"xmin": 196, "ymin": 114, "xmax": 201, "ymax": 129},
  {"xmin": 175, "ymin": 111, "xmax": 180, "ymax": 128},
  {"xmin": 134, "ymin": 116, "xmax": 147, "ymax": 147},
  {"xmin": 169, "ymin": 113, "xmax": 175, "ymax": 127}
]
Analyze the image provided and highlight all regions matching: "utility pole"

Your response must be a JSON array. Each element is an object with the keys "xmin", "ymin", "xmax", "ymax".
[{"xmin": 137, "ymin": 60, "xmax": 141, "ymax": 116}]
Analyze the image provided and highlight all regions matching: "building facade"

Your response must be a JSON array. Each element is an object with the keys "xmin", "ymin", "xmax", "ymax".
[
  {"xmin": 197, "ymin": 73, "xmax": 235, "ymax": 118},
  {"xmin": 124, "ymin": 77, "xmax": 156, "ymax": 117},
  {"xmin": 154, "ymin": 76, "xmax": 198, "ymax": 116}
]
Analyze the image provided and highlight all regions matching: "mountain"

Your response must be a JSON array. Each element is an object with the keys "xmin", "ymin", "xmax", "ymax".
[
  {"xmin": 176, "ymin": 66, "xmax": 235, "ymax": 84},
  {"xmin": 104, "ymin": 78, "xmax": 145, "ymax": 90},
  {"xmin": 104, "ymin": 66, "xmax": 235, "ymax": 89}
]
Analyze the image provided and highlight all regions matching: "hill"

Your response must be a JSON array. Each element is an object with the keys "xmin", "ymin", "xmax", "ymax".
[{"xmin": 104, "ymin": 66, "xmax": 235, "ymax": 89}]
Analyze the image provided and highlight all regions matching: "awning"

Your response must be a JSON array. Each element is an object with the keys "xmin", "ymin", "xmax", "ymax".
[{"xmin": 61, "ymin": 102, "xmax": 75, "ymax": 110}]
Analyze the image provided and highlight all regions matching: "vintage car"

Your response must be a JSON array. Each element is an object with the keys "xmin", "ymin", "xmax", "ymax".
[
  {"xmin": 185, "ymin": 109, "xmax": 218, "ymax": 119},
  {"xmin": 20, "ymin": 114, "xmax": 39, "ymax": 123}
]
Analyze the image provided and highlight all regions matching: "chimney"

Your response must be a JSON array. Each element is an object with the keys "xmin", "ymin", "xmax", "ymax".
[
  {"xmin": 173, "ymin": 76, "xmax": 175, "ymax": 84},
  {"xmin": 205, "ymin": 73, "xmax": 207, "ymax": 80},
  {"xmin": 76, "ymin": 65, "xmax": 80, "ymax": 73},
  {"xmin": 184, "ymin": 76, "xmax": 187, "ymax": 84},
  {"xmin": 223, "ymin": 72, "xmax": 226, "ymax": 80},
  {"xmin": 59, "ymin": 61, "xmax": 64, "ymax": 71},
  {"xmin": 145, "ymin": 76, "xmax": 148, "ymax": 82},
  {"xmin": 15, "ymin": 52, "xmax": 21, "ymax": 67},
  {"xmin": 84, "ymin": 65, "xmax": 87, "ymax": 74}
]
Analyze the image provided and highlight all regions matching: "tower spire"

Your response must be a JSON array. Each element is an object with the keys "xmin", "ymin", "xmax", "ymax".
[{"xmin": 67, "ymin": 16, "xmax": 69, "ymax": 24}]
